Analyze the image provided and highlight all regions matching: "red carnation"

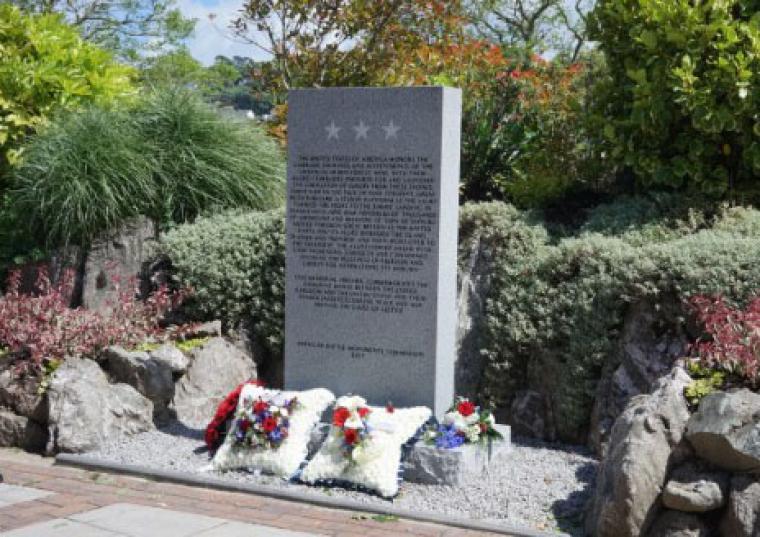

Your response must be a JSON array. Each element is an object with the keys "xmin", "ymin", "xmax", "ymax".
[
  {"xmin": 333, "ymin": 406, "xmax": 350, "ymax": 427},
  {"xmin": 479, "ymin": 423, "xmax": 488, "ymax": 433},
  {"xmin": 253, "ymin": 399, "xmax": 269, "ymax": 414},
  {"xmin": 457, "ymin": 400, "xmax": 476, "ymax": 417},
  {"xmin": 344, "ymin": 428, "xmax": 359, "ymax": 445},
  {"xmin": 262, "ymin": 416, "xmax": 278, "ymax": 433},
  {"xmin": 357, "ymin": 407, "xmax": 370, "ymax": 419},
  {"xmin": 386, "ymin": 402, "xmax": 395, "ymax": 414}
]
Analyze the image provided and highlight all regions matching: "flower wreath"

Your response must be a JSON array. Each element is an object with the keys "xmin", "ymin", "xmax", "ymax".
[
  {"xmin": 425, "ymin": 396, "xmax": 502, "ymax": 449},
  {"xmin": 204, "ymin": 379, "xmax": 263, "ymax": 452},
  {"xmin": 331, "ymin": 397, "xmax": 372, "ymax": 462},
  {"xmin": 231, "ymin": 393, "xmax": 299, "ymax": 449}
]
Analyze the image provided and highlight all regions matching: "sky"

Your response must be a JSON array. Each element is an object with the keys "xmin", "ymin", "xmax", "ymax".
[{"xmin": 177, "ymin": 0, "xmax": 269, "ymax": 65}]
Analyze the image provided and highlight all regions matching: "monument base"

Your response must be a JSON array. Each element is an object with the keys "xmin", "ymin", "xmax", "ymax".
[{"xmin": 308, "ymin": 424, "xmax": 511, "ymax": 487}]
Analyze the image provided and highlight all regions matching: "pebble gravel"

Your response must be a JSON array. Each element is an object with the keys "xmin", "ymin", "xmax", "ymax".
[{"xmin": 87, "ymin": 420, "xmax": 598, "ymax": 535}]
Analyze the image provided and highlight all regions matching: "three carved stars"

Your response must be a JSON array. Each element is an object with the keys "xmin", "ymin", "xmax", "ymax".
[{"xmin": 325, "ymin": 120, "xmax": 400, "ymax": 141}]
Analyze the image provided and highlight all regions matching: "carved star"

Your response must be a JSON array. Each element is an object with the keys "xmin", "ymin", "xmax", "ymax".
[
  {"xmin": 353, "ymin": 120, "xmax": 370, "ymax": 140},
  {"xmin": 382, "ymin": 120, "xmax": 400, "ymax": 139},
  {"xmin": 325, "ymin": 120, "xmax": 341, "ymax": 140}
]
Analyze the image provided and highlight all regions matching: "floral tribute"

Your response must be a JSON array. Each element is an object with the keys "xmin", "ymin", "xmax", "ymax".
[
  {"xmin": 425, "ymin": 396, "xmax": 502, "ymax": 449},
  {"xmin": 331, "ymin": 396, "xmax": 373, "ymax": 462},
  {"xmin": 231, "ymin": 392, "xmax": 300, "ymax": 450},
  {"xmin": 204, "ymin": 379, "xmax": 263, "ymax": 451}
]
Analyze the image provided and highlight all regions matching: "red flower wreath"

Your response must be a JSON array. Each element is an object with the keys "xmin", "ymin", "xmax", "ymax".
[{"xmin": 204, "ymin": 379, "xmax": 264, "ymax": 452}]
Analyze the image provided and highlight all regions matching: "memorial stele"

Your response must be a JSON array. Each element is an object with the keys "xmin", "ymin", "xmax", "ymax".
[{"xmin": 284, "ymin": 87, "xmax": 461, "ymax": 417}]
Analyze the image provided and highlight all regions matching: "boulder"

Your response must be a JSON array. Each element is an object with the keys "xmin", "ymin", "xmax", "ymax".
[
  {"xmin": 149, "ymin": 343, "xmax": 189, "ymax": 375},
  {"xmin": 0, "ymin": 409, "xmax": 47, "ymax": 451},
  {"xmin": 585, "ymin": 367, "xmax": 692, "ymax": 537},
  {"xmin": 455, "ymin": 233, "xmax": 495, "ymax": 399},
  {"xmin": 185, "ymin": 321, "xmax": 222, "ymax": 339},
  {"xmin": 720, "ymin": 474, "xmax": 760, "ymax": 537},
  {"xmin": 102, "ymin": 347, "xmax": 174, "ymax": 417},
  {"xmin": 647, "ymin": 510, "xmax": 711, "ymax": 537},
  {"xmin": 662, "ymin": 462, "xmax": 729, "ymax": 512},
  {"xmin": 509, "ymin": 389, "xmax": 554, "ymax": 440},
  {"xmin": 81, "ymin": 217, "xmax": 155, "ymax": 312},
  {"xmin": 46, "ymin": 358, "xmax": 154, "ymax": 453},
  {"xmin": 172, "ymin": 337, "xmax": 256, "ymax": 425},
  {"xmin": 0, "ymin": 368, "xmax": 48, "ymax": 422},
  {"xmin": 685, "ymin": 389, "xmax": 760, "ymax": 473},
  {"xmin": 590, "ymin": 298, "xmax": 688, "ymax": 455}
]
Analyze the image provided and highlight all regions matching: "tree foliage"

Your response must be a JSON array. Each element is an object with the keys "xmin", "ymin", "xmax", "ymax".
[
  {"xmin": 589, "ymin": 0, "xmax": 760, "ymax": 198},
  {"xmin": 0, "ymin": 4, "xmax": 135, "ymax": 178},
  {"xmin": 10, "ymin": 0, "xmax": 195, "ymax": 60},
  {"xmin": 468, "ymin": 0, "xmax": 594, "ymax": 61}
]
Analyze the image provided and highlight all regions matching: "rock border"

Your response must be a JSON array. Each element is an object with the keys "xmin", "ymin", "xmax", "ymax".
[{"xmin": 55, "ymin": 453, "xmax": 565, "ymax": 537}]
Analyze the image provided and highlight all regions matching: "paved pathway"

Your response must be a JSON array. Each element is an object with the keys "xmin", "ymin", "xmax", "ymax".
[{"xmin": 0, "ymin": 449, "xmax": 500, "ymax": 537}]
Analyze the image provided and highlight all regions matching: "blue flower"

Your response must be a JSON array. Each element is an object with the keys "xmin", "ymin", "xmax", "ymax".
[
  {"xmin": 268, "ymin": 428, "xmax": 282, "ymax": 443},
  {"xmin": 435, "ymin": 424, "xmax": 464, "ymax": 449}
]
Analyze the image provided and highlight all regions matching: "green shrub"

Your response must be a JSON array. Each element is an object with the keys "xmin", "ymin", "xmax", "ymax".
[
  {"xmin": 10, "ymin": 107, "xmax": 153, "ymax": 247},
  {"xmin": 160, "ymin": 198, "xmax": 760, "ymax": 442},
  {"xmin": 482, "ymin": 199, "xmax": 760, "ymax": 441},
  {"xmin": 9, "ymin": 89, "xmax": 285, "ymax": 247},
  {"xmin": 135, "ymin": 89, "xmax": 285, "ymax": 226},
  {"xmin": 0, "ymin": 5, "xmax": 135, "ymax": 178},
  {"xmin": 158, "ymin": 208, "xmax": 285, "ymax": 358},
  {"xmin": 588, "ymin": 0, "xmax": 760, "ymax": 197}
]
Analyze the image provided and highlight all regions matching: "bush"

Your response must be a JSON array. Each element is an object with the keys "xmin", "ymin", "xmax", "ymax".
[
  {"xmin": 0, "ymin": 5, "xmax": 135, "ymax": 178},
  {"xmin": 688, "ymin": 294, "xmax": 760, "ymax": 389},
  {"xmin": 9, "ymin": 107, "xmax": 153, "ymax": 247},
  {"xmin": 588, "ymin": 0, "xmax": 760, "ymax": 197},
  {"xmin": 481, "ymin": 200, "xmax": 760, "ymax": 441},
  {"xmin": 0, "ymin": 267, "xmax": 186, "ymax": 374},
  {"xmin": 9, "ymin": 89, "xmax": 285, "ymax": 247},
  {"xmin": 160, "ymin": 198, "xmax": 760, "ymax": 442},
  {"xmin": 158, "ymin": 208, "xmax": 285, "ymax": 358}
]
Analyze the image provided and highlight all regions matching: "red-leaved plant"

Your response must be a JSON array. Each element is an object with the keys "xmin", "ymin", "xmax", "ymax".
[
  {"xmin": 0, "ymin": 266, "xmax": 188, "ymax": 372},
  {"xmin": 688, "ymin": 294, "xmax": 760, "ymax": 389}
]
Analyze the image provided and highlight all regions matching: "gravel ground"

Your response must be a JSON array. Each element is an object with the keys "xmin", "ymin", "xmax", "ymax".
[{"xmin": 87, "ymin": 420, "xmax": 597, "ymax": 536}]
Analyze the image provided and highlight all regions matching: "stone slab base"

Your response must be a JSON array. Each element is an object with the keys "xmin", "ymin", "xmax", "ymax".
[{"xmin": 309, "ymin": 423, "xmax": 511, "ymax": 486}]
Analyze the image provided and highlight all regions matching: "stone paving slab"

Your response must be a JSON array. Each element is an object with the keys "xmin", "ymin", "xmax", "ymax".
[
  {"xmin": 0, "ymin": 484, "xmax": 53, "ymax": 508},
  {"xmin": 0, "ymin": 448, "xmax": 506, "ymax": 537}
]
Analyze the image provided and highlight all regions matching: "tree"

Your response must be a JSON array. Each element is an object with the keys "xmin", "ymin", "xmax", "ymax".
[
  {"xmin": 9, "ymin": 0, "xmax": 195, "ymax": 60},
  {"xmin": 0, "ymin": 5, "xmax": 135, "ymax": 179},
  {"xmin": 468, "ymin": 0, "xmax": 594, "ymax": 61},
  {"xmin": 232, "ymin": 0, "xmax": 473, "ymax": 102},
  {"xmin": 589, "ymin": 0, "xmax": 760, "ymax": 198}
]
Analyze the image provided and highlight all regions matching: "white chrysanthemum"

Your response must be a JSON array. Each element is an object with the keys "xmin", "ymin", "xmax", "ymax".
[
  {"xmin": 466, "ymin": 424, "xmax": 481, "ymax": 443},
  {"xmin": 338, "ymin": 395, "xmax": 367, "ymax": 410},
  {"xmin": 344, "ymin": 414, "xmax": 365, "ymax": 429},
  {"xmin": 465, "ymin": 412, "xmax": 480, "ymax": 425},
  {"xmin": 443, "ymin": 411, "xmax": 468, "ymax": 429},
  {"xmin": 279, "ymin": 408, "xmax": 289, "ymax": 418}
]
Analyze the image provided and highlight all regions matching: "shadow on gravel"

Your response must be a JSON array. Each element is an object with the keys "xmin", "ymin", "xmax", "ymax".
[
  {"xmin": 551, "ymin": 461, "xmax": 596, "ymax": 537},
  {"xmin": 160, "ymin": 420, "xmax": 205, "ymax": 442}
]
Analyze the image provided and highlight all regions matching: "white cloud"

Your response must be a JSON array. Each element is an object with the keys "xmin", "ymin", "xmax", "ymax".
[{"xmin": 176, "ymin": 0, "xmax": 271, "ymax": 65}]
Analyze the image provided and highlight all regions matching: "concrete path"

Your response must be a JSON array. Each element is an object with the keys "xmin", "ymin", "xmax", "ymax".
[{"xmin": 0, "ymin": 449, "xmax": 499, "ymax": 537}]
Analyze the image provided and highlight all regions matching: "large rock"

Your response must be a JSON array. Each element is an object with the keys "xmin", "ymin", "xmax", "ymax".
[
  {"xmin": 720, "ymin": 475, "xmax": 760, "ymax": 537},
  {"xmin": 81, "ymin": 217, "xmax": 156, "ymax": 312},
  {"xmin": 648, "ymin": 510, "xmax": 711, "ymax": 537},
  {"xmin": 102, "ymin": 347, "xmax": 175, "ymax": 419},
  {"xmin": 662, "ymin": 462, "xmax": 729, "ymax": 513},
  {"xmin": 590, "ymin": 298, "xmax": 688, "ymax": 455},
  {"xmin": 0, "ymin": 367, "xmax": 48, "ymax": 422},
  {"xmin": 685, "ymin": 389, "xmax": 760, "ymax": 473},
  {"xmin": 585, "ymin": 367, "xmax": 692, "ymax": 537},
  {"xmin": 455, "ymin": 232, "xmax": 495, "ymax": 399},
  {"xmin": 0, "ymin": 408, "xmax": 47, "ymax": 451},
  {"xmin": 509, "ymin": 389, "xmax": 554, "ymax": 440},
  {"xmin": 46, "ymin": 358, "xmax": 154, "ymax": 453},
  {"xmin": 172, "ymin": 337, "xmax": 256, "ymax": 425},
  {"xmin": 149, "ymin": 343, "xmax": 189, "ymax": 375}
]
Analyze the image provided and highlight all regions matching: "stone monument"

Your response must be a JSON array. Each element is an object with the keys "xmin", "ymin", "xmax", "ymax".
[{"xmin": 284, "ymin": 87, "xmax": 461, "ymax": 417}]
